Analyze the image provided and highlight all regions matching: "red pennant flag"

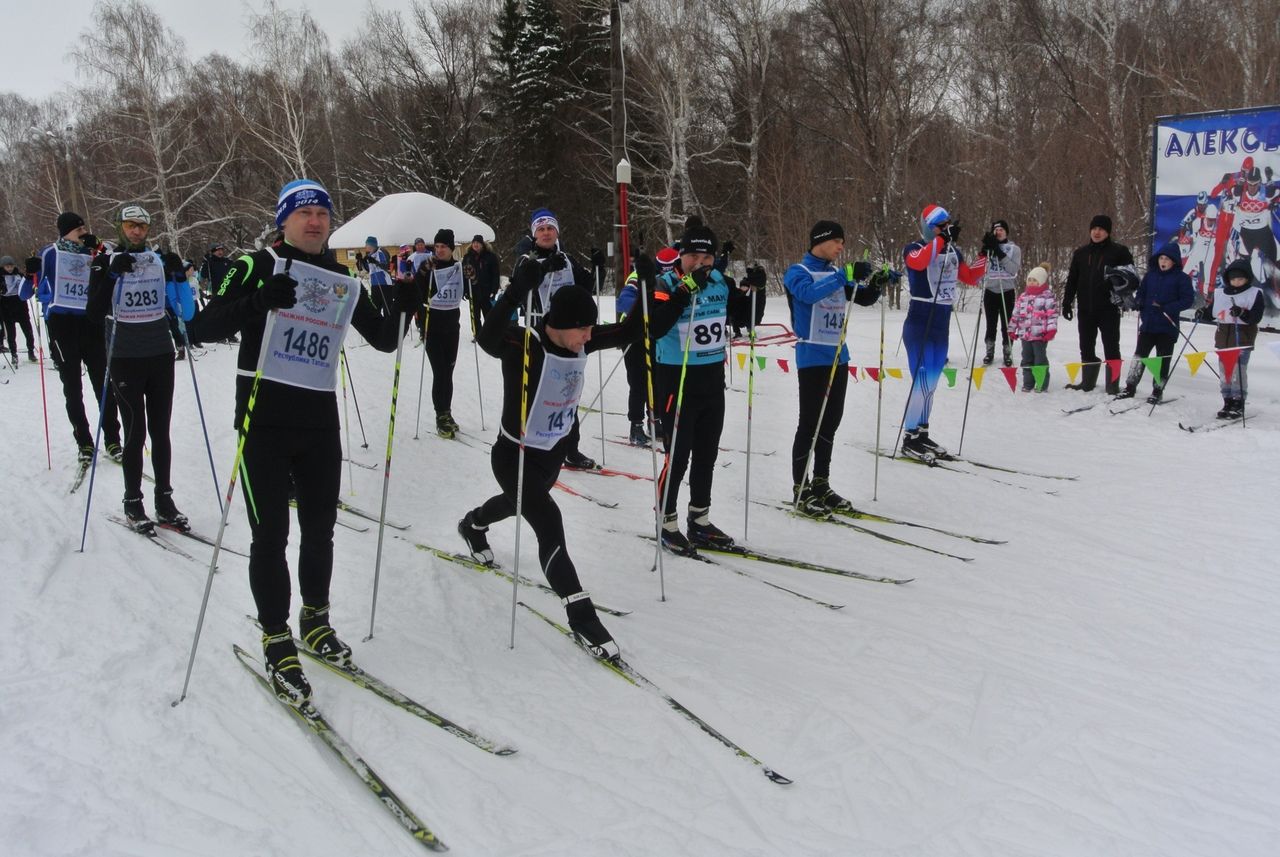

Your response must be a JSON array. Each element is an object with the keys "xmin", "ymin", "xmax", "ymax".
[
  {"xmin": 866, "ymin": 367, "xmax": 880, "ymax": 382},
  {"xmin": 1106, "ymin": 359, "xmax": 1123, "ymax": 382},
  {"xmin": 848, "ymin": 365, "xmax": 858, "ymax": 379},
  {"xmin": 1218, "ymin": 348, "xmax": 1241, "ymax": 383},
  {"xmin": 777, "ymin": 358, "xmax": 790, "ymax": 373},
  {"xmin": 999, "ymin": 366, "xmax": 1017, "ymax": 391}
]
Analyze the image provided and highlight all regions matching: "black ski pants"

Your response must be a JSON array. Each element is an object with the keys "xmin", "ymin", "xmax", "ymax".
[
  {"xmin": 624, "ymin": 342, "xmax": 649, "ymax": 424},
  {"xmin": 983, "ymin": 289, "xmax": 1015, "ymax": 346},
  {"xmin": 471, "ymin": 436, "xmax": 583, "ymax": 598},
  {"xmin": 241, "ymin": 425, "xmax": 342, "ymax": 629},
  {"xmin": 46, "ymin": 312, "xmax": 121, "ymax": 448},
  {"xmin": 110, "ymin": 353, "xmax": 175, "ymax": 500},
  {"xmin": 425, "ymin": 308, "xmax": 459, "ymax": 416},
  {"xmin": 0, "ymin": 296, "xmax": 34, "ymax": 354},
  {"xmin": 655, "ymin": 362, "xmax": 724, "ymax": 516},
  {"xmin": 1076, "ymin": 308, "xmax": 1122, "ymax": 389},
  {"xmin": 791, "ymin": 365, "xmax": 848, "ymax": 485},
  {"xmin": 1128, "ymin": 331, "xmax": 1178, "ymax": 388}
]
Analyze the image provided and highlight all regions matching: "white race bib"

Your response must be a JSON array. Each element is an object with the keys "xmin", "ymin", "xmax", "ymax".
[
  {"xmin": 804, "ymin": 269, "xmax": 845, "ymax": 345},
  {"xmin": 536, "ymin": 262, "xmax": 576, "ymax": 312},
  {"xmin": 261, "ymin": 257, "xmax": 358, "ymax": 391},
  {"xmin": 428, "ymin": 262, "xmax": 463, "ymax": 311},
  {"xmin": 3, "ymin": 274, "xmax": 23, "ymax": 297},
  {"xmin": 677, "ymin": 312, "xmax": 729, "ymax": 357},
  {"xmin": 113, "ymin": 253, "xmax": 166, "ymax": 324},
  {"xmin": 524, "ymin": 351, "xmax": 588, "ymax": 451},
  {"xmin": 52, "ymin": 250, "xmax": 92, "ymax": 310}
]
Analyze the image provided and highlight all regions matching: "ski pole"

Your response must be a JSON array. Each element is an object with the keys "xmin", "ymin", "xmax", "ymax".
[
  {"xmin": 795, "ymin": 254, "xmax": 864, "ymax": 512},
  {"xmin": 177, "ymin": 318, "xmax": 223, "ymax": 515},
  {"xmin": 339, "ymin": 348, "xmax": 369, "ymax": 448},
  {"xmin": 743, "ymin": 286, "xmax": 757, "ymax": 540},
  {"xmin": 1143, "ymin": 311, "xmax": 1203, "ymax": 417},
  {"xmin": 509, "ymin": 289, "xmax": 535, "ymax": 648},
  {"xmin": 873, "ymin": 267, "xmax": 887, "ymax": 501},
  {"xmin": 412, "ymin": 270, "xmax": 432, "ymax": 440},
  {"xmin": 1160, "ymin": 309, "xmax": 1220, "ymax": 380},
  {"xmin": 636, "ymin": 266, "xmax": 666, "ymax": 599},
  {"xmin": 78, "ymin": 270, "xmax": 125, "ymax": 552},
  {"xmin": 340, "ymin": 347, "xmax": 354, "ymax": 492},
  {"xmin": 174, "ymin": 260, "xmax": 287, "ymax": 706},
  {"xmin": 365, "ymin": 303, "xmax": 412, "ymax": 641},
  {"xmin": 594, "ymin": 268, "xmax": 606, "ymax": 466},
  {"xmin": 32, "ymin": 288, "xmax": 51, "ymax": 470},
  {"xmin": 466, "ymin": 274, "xmax": 486, "ymax": 432},
  {"xmin": 956, "ymin": 290, "xmax": 984, "ymax": 457},
  {"xmin": 655, "ymin": 288, "xmax": 700, "ymax": 592},
  {"xmin": 1234, "ymin": 316, "xmax": 1247, "ymax": 428}
]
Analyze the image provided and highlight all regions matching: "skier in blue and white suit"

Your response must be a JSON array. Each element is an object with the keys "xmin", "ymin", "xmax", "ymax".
[{"xmin": 900, "ymin": 204, "xmax": 987, "ymax": 460}]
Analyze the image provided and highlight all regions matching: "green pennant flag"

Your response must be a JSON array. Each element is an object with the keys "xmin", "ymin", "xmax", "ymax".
[
  {"xmin": 756, "ymin": 355, "xmax": 767, "ymax": 370},
  {"xmin": 941, "ymin": 366, "xmax": 957, "ymax": 387},
  {"xmin": 1139, "ymin": 355, "xmax": 1163, "ymax": 377},
  {"xmin": 1031, "ymin": 364, "xmax": 1047, "ymax": 390}
]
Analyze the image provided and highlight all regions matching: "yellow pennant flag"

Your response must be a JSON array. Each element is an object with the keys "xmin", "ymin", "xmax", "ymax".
[
  {"xmin": 971, "ymin": 366, "xmax": 986, "ymax": 390},
  {"xmin": 1065, "ymin": 362, "xmax": 1082, "ymax": 385},
  {"xmin": 1184, "ymin": 351, "xmax": 1205, "ymax": 376},
  {"xmin": 736, "ymin": 352, "xmax": 747, "ymax": 370},
  {"xmin": 887, "ymin": 367, "xmax": 903, "ymax": 379}
]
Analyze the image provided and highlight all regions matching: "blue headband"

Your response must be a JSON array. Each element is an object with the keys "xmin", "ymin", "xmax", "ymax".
[
  {"xmin": 276, "ymin": 179, "xmax": 332, "ymax": 227},
  {"xmin": 530, "ymin": 207, "xmax": 559, "ymax": 235}
]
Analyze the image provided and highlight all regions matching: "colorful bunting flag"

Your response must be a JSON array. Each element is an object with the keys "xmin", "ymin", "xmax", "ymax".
[
  {"xmin": 866, "ymin": 367, "xmax": 880, "ymax": 382},
  {"xmin": 1139, "ymin": 355, "xmax": 1163, "ymax": 377},
  {"xmin": 1066, "ymin": 362, "xmax": 1082, "ymax": 384},
  {"xmin": 777, "ymin": 358, "xmax": 790, "ymax": 373},
  {"xmin": 848, "ymin": 365, "xmax": 859, "ymax": 379},
  {"xmin": 999, "ymin": 366, "xmax": 1017, "ymax": 391},
  {"xmin": 972, "ymin": 366, "xmax": 985, "ymax": 390},
  {"xmin": 887, "ymin": 367, "xmax": 903, "ymax": 379},
  {"xmin": 756, "ymin": 356, "xmax": 767, "ymax": 370},
  {"xmin": 942, "ymin": 366, "xmax": 957, "ymax": 387},
  {"xmin": 1217, "ymin": 348, "xmax": 1240, "ymax": 383},
  {"xmin": 1184, "ymin": 351, "xmax": 1205, "ymax": 376},
  {"xmin": 736, "ymin": 352, "xmax": 747, "ymax": 370},
  {"xmin": 1106, "ymin": 359, "xmax": 1123, "ymax": 382},
  {"xmin": 1031, "ymin": 364, "xmax": 1047, "ymax": 390}
]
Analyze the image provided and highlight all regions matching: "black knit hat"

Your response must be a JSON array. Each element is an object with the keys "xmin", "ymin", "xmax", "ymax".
[
  {"xmin": 679, "ymin": 223, "xmax": 717, "ymax": 256},
  {"xmin": 1089, "ymin": 214, "xmax": 1112, "ymax": 233},
  {"xmin": 991, "ymin": 219, "xmax": 1010, "ymax": 233},
  {"xmin": 543, "ymin": 286, "xmax": 598, "ymax": 330},
  {"xmin": 434, "ymin": 228, "xmax": 455, "ymax": 247},
  {"xmin": 57, "ymin": 211, "xmax": 85, "ymax": 237},
  {"xmin": 809, "ymin": 220, "xmax": 844, "ymax": 249}
]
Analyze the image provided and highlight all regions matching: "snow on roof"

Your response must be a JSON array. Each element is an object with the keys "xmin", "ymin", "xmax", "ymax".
[{"xmin": 329, "ymin": 192, "xmax": 495, "ymax": 249}]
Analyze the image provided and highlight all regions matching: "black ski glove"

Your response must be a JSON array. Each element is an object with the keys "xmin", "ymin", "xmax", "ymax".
[
  {"xmin": 1230, "ymin": 305, "xmax": 1244, "ymax": 318},
  {"xmin": 162, "ymin": 252, "xmax": 184, "ymax": 279},
  {"xmin": 980, "ymin": 231, "xmax": 1000, "ymax": 256},
  {"xmin": 538, "ymin": 253, "xmax": 567, "ymax": 277},
  {"xmin": 634, "ymin": 252, "xmax": 657, "ymax": 286},
  {"xmin": 109, "ymin": 253, "xmax": 135, "ymax": 276},
  {"xmin": 722, "ymin": 240, "xmax": 735, "ymax": 255},
  {"xmin": 681, "ymin": 265, "xmax": 712, "ymax": 294},
  {"xmin": 255, "ymin": 272, "xmax": 297, "ymax": 311},
  {"xmin": 1062, "ymin": 303, "xmax": 1073, "ymax": 321},
  {"xmin": 944, "ymin": 223, "xmax": 962, "ymax": 244},
  {"xmin": 743, "ymin": 265, "xmax": 767, "ymax": 290},
  {"xmin": 395, "ymin": 278, "xmax": 423, "ymax": 313},
  {"xmin": 853, "ymin": 283, "xmax": 882, "ymax": 307},
  {"xmin": 25, "ymin": 256, "xmax": 41, "ymax": 276}
]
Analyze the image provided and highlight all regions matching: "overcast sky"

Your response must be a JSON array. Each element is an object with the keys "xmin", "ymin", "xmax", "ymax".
[{"xmin": 7, "ymin": 0, "xmax": 401, "ymax": 101}]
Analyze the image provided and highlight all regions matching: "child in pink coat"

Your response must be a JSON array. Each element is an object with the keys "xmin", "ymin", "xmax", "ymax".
[{"xmin": 1009, "ymin": 263, "xmax": 1057, "ymax": 391}]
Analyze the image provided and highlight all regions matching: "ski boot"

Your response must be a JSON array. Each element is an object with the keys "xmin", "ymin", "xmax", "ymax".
[
  {"xmin": 687, "ymin": 506, "xmax": 734, "ymax": 549},
  {"xmin": 154, "ymin": 489, "xmax": 190, "ymax": 532},
  {"xmin": 436, "ymin": 411, "xmax": 459, "ymax": 439},
  {"xmin": 1105, "ymin": 378, "xmax": 1121, "ymax": 396},
  {"xmin": 175, "ymin": 347, "xmax": 186, "ymax": 361},
  {"xmin": 563, "ymin": 449, "xmax": 597, "ymax": 471},
  {"xmin": 122, "ymin": 496, "xmax": 154, "ymax": 534},
  {"xmin": 1217, "ymin": 397, "xmax": 1233, "ymax": 419},
  {"xmin": 457, "ymin": 510, "xmax": 494, "ymax": 565},
  {"xmin": 659, "ymin": 513, "xmax": 695, "ymax": 556},
  {"xmin": 299, "ymin": 604, "xmax": 352, "ymax": 668},
  {"xmin": 262, "ymin": 626, "xmax": 312, "ymax": 706},
  {"xmin": 914, "ymin": 425, "xmax": 951, "ymax": 460},
  {"xmin": 105, "ymin": 441, "xmax": 124, "ymax": 463},
  {"xmin": 1003, "ymin": 345, "xmax": 1013, "ymax": 367},
  {"xmin": 1146, "ymin": 386, "xmax": 1163, "ymax": 405},
  {"xmin": 1113, "ymin": 386, "xmax": 1136, "ymax": 400},
  {"xmin": 27, "ymin": 348, "xmax": 36, "ymax": 363},
  {"xmin": 563, "ymin": 592, "xmax": 619, "ymax": 661},
  {"xmin": 982, "ymin": 341, "xmax": 995, "ymax": 366},
  {"xmin": 792, "ymin": 482, "xmax": 828, "ymax": 518},
  {"xmin": 78, "ymin": 444, "xmax": 94, "ymax": 465},
  {"xmin": 628, "ymin": 421, "xmax": 650, "ymax": 447},
  {"xmin": 900, "ymin": 429, "xmax": 933, "ymax": 462},
  {"xmin": 1224, "ymin": 398, "xmax": 1244, "ymax": 419},
  {"xmin": 810, "ymin": 477, "xmax": 854, "ymax": 514}
]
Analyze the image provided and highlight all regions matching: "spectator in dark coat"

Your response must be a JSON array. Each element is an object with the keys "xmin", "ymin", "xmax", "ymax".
[
  {"xmin": 462, "ymin": 234, "xmax": 500, "ymax": 330},
  {"xmin": 1062, "ymin": 214, "xmax": 1134, "ymax": 393}
]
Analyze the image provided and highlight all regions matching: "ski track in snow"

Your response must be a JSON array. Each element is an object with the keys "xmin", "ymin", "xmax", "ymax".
[{"xmin": 2, "ymin": 306, "xmax": 1279, "ymax": 855}]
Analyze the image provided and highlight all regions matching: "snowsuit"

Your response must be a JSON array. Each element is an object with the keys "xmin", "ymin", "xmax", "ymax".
[
  {"xmin": 1213, "ymin": 259, "xmax": 1266, "ymax": 401},
  {"xmin": 901, "ymin": 235, "xmax": 986, "ymax": 432},
  {"xmin": 1124, "ymin": 242, "xmax": 1196, "ymax": 394},
  {"xmin": 86, "ymin": 249, "xmax": 195, "ymax": 504},
  {"xmin": 188, "ymin": 242, "xmax": 414, "ymax": 630},
  {"xmin": 468, "ymin": 277, "xmax": 686, "ymax": 597},
  {"xmin": 1064, "ymin": 235, "xmax": 1135, "ymax": 391},
  {"xmin": 1008, "ymin": 282, "xmax": 1057, "ymax": 391}
]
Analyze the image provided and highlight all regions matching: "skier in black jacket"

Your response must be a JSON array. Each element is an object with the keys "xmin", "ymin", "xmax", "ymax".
[
  {"xmin": 1062, "ymin": 214, "xmax": 1135, "ymax": 393},
  {"xmin": 457, "ymin": 252, "xmax": 688, "ymax": 660},
  {"xmin": 189, "ymin": 179, "xmax": 420, "ymax": 707}
]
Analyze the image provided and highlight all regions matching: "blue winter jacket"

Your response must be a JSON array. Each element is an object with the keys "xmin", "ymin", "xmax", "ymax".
[
  {"xmin": 783, "ymin": 252, "xmax": 851, "ymax": 369},
  {"xmin": 1137, "ymin": 241, "xmax": 1195, "ymax": 335}
]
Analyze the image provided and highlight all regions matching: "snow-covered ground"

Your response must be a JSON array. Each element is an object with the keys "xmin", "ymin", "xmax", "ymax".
[{"xmin": 3, "ymin": 298, "xmax": 1278, "ymax": 856}]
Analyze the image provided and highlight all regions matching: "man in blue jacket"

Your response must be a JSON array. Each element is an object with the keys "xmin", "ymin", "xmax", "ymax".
[
  {"xmin": 1115, "ymin": 241, "xmax": 1195, "ymax": 404},
  {"xmin": 37, "ymin": 211, "xmax": 122, "ymax": 463},
  {"xmin": 783, "ymin": 220, "xmax": 881, "ymax": 514}
]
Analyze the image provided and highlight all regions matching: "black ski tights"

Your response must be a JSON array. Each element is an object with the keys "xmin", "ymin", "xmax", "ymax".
[
  {"xmin": 791, "ymin": 365, "xmax": 848, "ymax": 485},
  {"xmin": 471, "ymin": 437, "xmax": 584, "ymax": 598},
  {"xmin": 425, "ymin": 309, "xmax": 459, "ymax": 414},
  {"xmin": 110, "ymin": 353, "xmax": 175, "ymax": 499}
]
